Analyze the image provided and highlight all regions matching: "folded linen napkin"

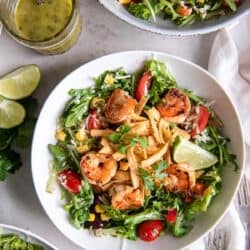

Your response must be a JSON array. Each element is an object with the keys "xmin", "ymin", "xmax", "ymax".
[{"xmin": 187, "ymin": 14, "xmax": 250, "ymax": 250}]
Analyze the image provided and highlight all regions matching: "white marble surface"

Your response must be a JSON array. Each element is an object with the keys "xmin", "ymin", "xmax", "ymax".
[{"xmin": 0, "ymin": 1, "xmax": 247, "ymax": 250}]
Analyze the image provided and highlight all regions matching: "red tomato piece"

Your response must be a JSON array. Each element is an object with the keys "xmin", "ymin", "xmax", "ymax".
[
  {"xmin": 166, "ymin": 209, "xmax": 177, "ymax": 223},
  {"xmin": 138, "ymin": 220, "xmax": 164, "ymax": 242},
  {"xmin": 135, "ymin": 71, "xmax": 152, "ymax": 101},
  {"xmin": 190, "ymin": 105, "xmax": 210, "ymax": 137},
  {"xmin": 177, "ymin": 6, "xmax": 192, "ymax": 16},
  {"xmin": 57, "ymin": 169, "xmax": 82, "ymax": 194},
  {"xmin": 87, "ymin": 110, "xmax": 102, "ymax": 130}
]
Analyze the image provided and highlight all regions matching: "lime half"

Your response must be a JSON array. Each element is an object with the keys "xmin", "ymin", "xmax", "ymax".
[
  {"xmin": 0, "ymin": 97, "xmax": 26, "ymax": 129},
  {"xmin": 173, "ymin": 136, "xmax": 218, "ymax": 170},
  {"xmin": 0, "ymin": 65, "xmax": 41, "ymax": 100}
]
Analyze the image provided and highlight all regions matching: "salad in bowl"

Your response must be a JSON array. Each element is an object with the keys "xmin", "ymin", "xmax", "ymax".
[{"xmin": 47, "ymin": 58, "xmax": 238, "ymax": 242}]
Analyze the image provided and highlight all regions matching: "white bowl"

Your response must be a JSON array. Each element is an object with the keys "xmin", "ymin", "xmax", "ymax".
[
  {"xmin": 31, "ymin": 51, "xmax": 245, "ymax": 250},
  {"xmin": 99, "ymin": 0, "xmax": 250, "ymax": 36},
  {"xmin": 0, "ymin": 224, "xmax": 57, "ymax": 249}
]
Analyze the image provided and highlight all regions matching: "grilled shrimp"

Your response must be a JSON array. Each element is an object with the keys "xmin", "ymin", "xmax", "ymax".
[
  {"xmin": 164, "ymin": 163, "xmax": 195, "ymax": 193},
  {"xmin": 110, "ymin": 184, "xmax": 144, "ymax": 210},
  {"xmin": 157, "ymin": 88, "xmax": 191, "ymax": 123},
  {"xmin": 80, "ymin": 152, "xmax": 117, "ymax": 186},
  {"xmin": 105, "ymin": 88, "xmax": 137, "ymax": 124}
]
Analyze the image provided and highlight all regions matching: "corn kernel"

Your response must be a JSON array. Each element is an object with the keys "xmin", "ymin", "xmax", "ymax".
[
  {"xmin": 145, "ymin": 189, "xmax": 151, "ymax": 197},
  {"xmin": 75, "ymin": 130, "xmax": 86, "ymax": 141},
  {"xmin": 95, "ymin": 204, "xmax": 104, "ymax": 213},
  {"xmin": 119, "ymin": 162, "xmax": 129, "ymax": 171},
  {"xmin": 55, "ymin": 130, "xmax": 67, "ymax": 142},
  {"xmin": 104, "ymin": 74, "xmax": 115, "ymax": 85},
  {"xmin": 119, "ymin": 0, "xmax": 131, "ymax": 4},
  {"xmin": 88, "ymin": 213, "xmax": 95, "ymax": 222},
  {"xmin": 100, "ymin": 213, "xmax": 111, "ymax": 221},
  {"xmin": 76, "ymin": 145, "xmax": 89, "ymax": 154}
]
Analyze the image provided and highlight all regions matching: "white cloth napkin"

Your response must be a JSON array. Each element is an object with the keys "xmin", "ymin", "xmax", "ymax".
[{"xmin": 187, "ymin": 14, "xmax": 250, "ymax": 250}]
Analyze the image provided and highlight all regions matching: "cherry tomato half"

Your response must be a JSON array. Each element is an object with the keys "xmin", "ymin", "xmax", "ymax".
[
  {"xmin": 57, "ymin": 169, "xmax": 82, "ymax": 194},
  {"xmin": 177, "ymin": 6, "xmax": 192, "ymax": 16},
  {"xmin": 138, "ymin": 220, "xmax": 164, "ymax": 242},
  {"xmin": 166, "ymin": 209, "xmax": 177, "ymax": 224},
  {"xmin": 135, "ymin": 71, "xmax": 152, "ymax": 101},
  {"xmin": 87, "ymin": 110, "xmax": 102, "ymax": 130},
  {"xmin": 190, "ymin": 105, "xmax": 210, "ymax": 137}
]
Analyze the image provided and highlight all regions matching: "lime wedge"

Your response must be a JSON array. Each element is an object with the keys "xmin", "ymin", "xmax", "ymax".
[
  {"xmin": 0, "ymin": 65, "xmax": 41, "ymax": 100},
  {"xmin": 173, "ymin": 136, "xmax": 218, "ymax": 170},
  {"xmin": 0, "ymin": 97, "xmax": 26, "ymax": 129}
]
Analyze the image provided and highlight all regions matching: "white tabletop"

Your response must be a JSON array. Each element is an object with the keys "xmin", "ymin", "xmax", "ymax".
[{"xmin": 0, "ymin": 1, "xmax": 246, "ymax": 249}]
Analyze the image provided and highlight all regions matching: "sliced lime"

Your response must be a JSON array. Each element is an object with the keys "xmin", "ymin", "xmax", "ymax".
[
  {"xmin": 0, "ymin": 97, "xmax": 26, "ymax": 129},
  {"xmin": 0, "ymin": 65, "xmax": 41, "ymax": 100},
  {"xmin": 173, "ymin": 136, "xmax": 218, "ymax": 170}
]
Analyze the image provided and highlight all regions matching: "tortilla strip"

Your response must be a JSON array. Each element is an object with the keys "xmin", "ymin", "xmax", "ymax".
[
  {"xmin": 145, "ymin": 108, "xmax": 161, "ymax": 143},
  {"xmin": 127, "ymin": 147, "xmax": 140, "ymax": 188},
  {"xmin": 90, "ymin": 129, "xmax": 114, "ymax": 137},
  {"xmin": 135, "ymin": 96, "xmax": 148, "ymax": 115},
  {"xmin": 141, "ymin": 144, "xmax": 168, "ymax": 168}
]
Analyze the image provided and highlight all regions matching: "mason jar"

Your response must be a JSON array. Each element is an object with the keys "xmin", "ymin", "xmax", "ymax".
[{"xmin": 0, "ymin": 0, "xmax": 82, "ymax": 55}]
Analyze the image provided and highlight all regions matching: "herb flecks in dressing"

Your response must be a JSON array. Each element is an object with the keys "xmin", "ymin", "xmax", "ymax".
[{"xmin": 15, "ymin": 0, "xmax": 73, "ymax": 42}]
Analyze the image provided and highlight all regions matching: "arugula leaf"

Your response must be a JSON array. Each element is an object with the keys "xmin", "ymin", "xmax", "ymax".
[
  {"xmin": 0, "ymin": 150, "xmax": 21, "ymax": 181},
  {"xmin": 95, "ymin": 69, "xmax": 134, "ymax": 97},
  {"xmin": 128, "ymin": 3, "xmax": 152, "ymax": 20},
  {"xmin": 94, "ymin": 225, "xmax": 137, "ymax": 240},
  {"xmin": 63, "ymin": 88, "xmax": 95, "ymax": 128},
  {"xmin": 196, "ymin": 126, "xmax": 239, "ymax": 171},
  {"xmin": 224, "ymin": 0, "xmax": 237, "ymax": 11},
  {"xmin": 183, "ymin": 89, "xmax": 206, "ymax": 105},
  {"xmin": 0, "ymin": 234, "xmax": 44, "ymax": 249},
  {"xmin": 145, "ymin": 59, "xmax": 177, "ymax": 105},
  {"xmin": 65, "ymin": 181, "xmax": 94, "ymax": 228}
]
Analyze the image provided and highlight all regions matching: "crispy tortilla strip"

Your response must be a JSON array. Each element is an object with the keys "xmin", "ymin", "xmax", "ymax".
[
  {"xmin": 90, "ymin": 129, "xmax": 114, "ymax": 137},
  {"xmin": 172, "ymin": 126, "xmax": 191, "ymax": 140},
  {"xmin": 141, "ymin": 144, "xmax": 168, "ymax": 168},
  {"xmin": 99, "ymin": 145, "xmax": 113, "ymax": 154},
  {"xmin": 165, "ymin": 149, "xmax": 172, "ymax": 165},
  {"xmin": 134, "ymin": 145, "xmax": 147, "ymax": 160},
  {"xmin": 129, "ymin": 121, "xmax": 151, "ymax": 136},
  {"xmin": 145, "ymin": 108, "xmax": 161, "ymax": 144},
  {"xmin": 113, "ymin": 152, "xmax": 126, "ymax": 161},
  {"xmin": 127, "ymin": 147, "xmax": 140, "ymax": 188},
  {"xmin": 135, "ymin": 96, "xmax": 148, "ymax": 115},
  {"xmin": 158, "ymin": 118, "xmax": 170, "ymax": 144},
  {"xmin": 129, "ymin": 113, "xmax": 147, "ymax": 121},
  {"xmin": 147, "ymin": 136, "xmax": 159, "ymax": 155}
]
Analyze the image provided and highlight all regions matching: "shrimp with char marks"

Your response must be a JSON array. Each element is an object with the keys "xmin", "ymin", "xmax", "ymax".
[
  {"xmin": 105, "ymin": 88, "xmax": 137, "ymax": 124},
  {"xmin": 164, "ymin": 163, "xmax": 195, "ymax": 193},
  {"xmin": 80, "ymin": 152, "xmax": 117, "ymax": 186},
  {"xmin": 157, "ymin": 88, "xmax": 191, "ymax": 123},
  {"xmin": 110, "ymin": 184, "xmax": 144, "ymax": 210}
]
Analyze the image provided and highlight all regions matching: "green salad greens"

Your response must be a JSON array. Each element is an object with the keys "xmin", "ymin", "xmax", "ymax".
[
  {"xmin": 0, "ymin": 234, "xmax": 44, "ymax": 250},
  {"xmin": 48, "ymin": 59, "xmax": 238, "ymax": 242},
  {"xmin": 0, "ymin": 98, "xmax": 37, "ymax": 181},
  {"xmin": 119, "ymin": 0, "xmax": 241, "ymax": 26}
]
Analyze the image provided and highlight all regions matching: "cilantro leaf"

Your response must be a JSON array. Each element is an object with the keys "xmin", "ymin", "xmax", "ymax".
[{"xmin": 0, "ymin": 150, "xmax": 21, "ymax": 181}]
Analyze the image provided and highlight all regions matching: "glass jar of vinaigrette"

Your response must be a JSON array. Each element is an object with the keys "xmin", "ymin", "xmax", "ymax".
[{"xmin": 0, "ymin": 0, "xmax": 82, "ymax": 55}]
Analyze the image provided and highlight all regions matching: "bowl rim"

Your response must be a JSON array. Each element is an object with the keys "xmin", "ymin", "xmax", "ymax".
[
  {"xmin": 99, "ymin": 0, "xmax": 250, "ymax": 36},
  {"xmin": 0, "ymin": 223, "xmax": 57, "ymax": 249},
  {"xmin": 31, "ymin": 50, "xmax": 245, "ymax": 250}
]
